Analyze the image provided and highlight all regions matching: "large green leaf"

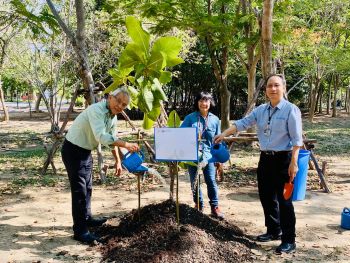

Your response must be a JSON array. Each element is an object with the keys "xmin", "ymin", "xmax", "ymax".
[
  {"xmin": 152, "ymin": 37, "xmax": 182, "ymax": 59},
  {"xmin": 137, "ymin": 95, "xmax": 149, "ymax": 113},
  {"xmin": 119, "ymin": 45, "xmax": 143, "ymax": 69},
  {"xmin": 141, "ymin": 87, "xmax": 154, "ymax": 112},
  {"xmin": 118, "ymin": 43, "xmax": 146, "ymax": 68},
  {"xmin": 143, "ymin": 113, "xmax": 155, "ymax": 130},
  {"xmin": 147, "ymin": 105, "xmax": 161, "ymax": 121},
  {"xmin": 104, "ymin": 80, "xmax": 122, "ymax": 94},
  {"xmin": 151, "ymin": 37, "xmax": 184, "ymax": 67},
  {"xmin": 167, "ymin": 110, "xmax": 181, "ymax": 127},
  {"xmin": 147, "ymin": 51, "xmax": 166, "ymax": 72},
  {"xmin": 159, "ymin": 71, "xmax": 172, "ymax": 84},
  {"xmin": 125, "ymin": 16, "xmax": 150, "ymax": 55},
  {"xmin": 151, "ymin": 78, "xmax": 167, "ymax": 101},
  {"xmin": 178, "ymin": 161, "xmax": 197, "ymax": 169},
  {"xmin": 103, "ymin": 67, "xmax": 133, "ymax": 94},
  {"xmin": 166, "ymin": 57, "xmax": 185, "ymax": 67}
]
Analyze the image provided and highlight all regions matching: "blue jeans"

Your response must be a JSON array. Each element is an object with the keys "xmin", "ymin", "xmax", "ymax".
[{"xmin": 188, "ymin": 162, "xmax": 219, "ymax": 207}]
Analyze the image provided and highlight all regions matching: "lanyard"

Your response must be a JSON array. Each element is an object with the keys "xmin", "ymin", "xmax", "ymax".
[
  {"xmin": 267, "ymin": 106, "xmax": 278, "ymax": 125},
  {"xmin": 197, "ymin": 113, "xmax": 209, "ymax": 141}
]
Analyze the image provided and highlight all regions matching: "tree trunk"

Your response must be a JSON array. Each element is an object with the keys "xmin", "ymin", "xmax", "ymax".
[
  {"xmin": 247, "ymin": 53, "xmax": 257, "ymax": 109},
  {"xmin": 43, "ymin": 0, "xmax": 98, "ymax": 175},
  {"xmin": 261, "ymin": 0, "xmax": 275, "ymax": 78},
  {"xmin": 46, "ymin": 0, "xmax": 95, "ymax": 104},
  {"xmin": 34, "ymin": 91, "xmax": 42, "ymax": 112},
  {"xmin": 308, "ymin": 76, "xmax": 320, "ymax": 122},
  {"xmin": 0, "ymin": 77, "xmax": 9, "ymax": 122},
  {"xmin": 0, "ymin": 38, "xmax": 10, "ymax": 122},
  {"xmin": 42, "ymin": 85, "xmax": 80, "ymax": 174},
  {"xmin": 205, "ymin": 2, "xmax": 230, "ymax": 130},
  {"xmin": 345, "ymin": 86, "xmax": 350, "ymax": 113},
  {"xmin": 318, "ymin": 85, "xmax": 323, "ymax": 114},
  {"xmin": 332, "ymin": 74, "xmax": 339, "ymax": 117},
  {"xmin": 315, "ymin": 84, "xmax": 322, "ymax": 114},
  {"xmin": 326, "ymin": 75, "xmax": 333, "ymax": 115},
  {"xmin": 219, "ymin": 79, "xmax": 231, "ymax": 129}
]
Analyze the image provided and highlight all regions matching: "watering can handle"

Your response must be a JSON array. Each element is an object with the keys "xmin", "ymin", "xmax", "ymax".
[
  {"xmin": 344, "ymin": 207, "xmax": 350, "ymax": 214},
  {"xmin": 123, "ymin": 150, "xmax": 144, "ymax": 160}
]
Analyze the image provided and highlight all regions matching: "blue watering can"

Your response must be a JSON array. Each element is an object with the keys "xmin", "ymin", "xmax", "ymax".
[
  {"xmin": 122, "ymin": 151, "xmax": 148, "ymax": 173},
  {"xmin": 341, "ymin": 207, "xmax": 350, "ymax": 230},
  {"xmin": 208, "ymin": 143, "xmax": 230, "ymax": 163}
]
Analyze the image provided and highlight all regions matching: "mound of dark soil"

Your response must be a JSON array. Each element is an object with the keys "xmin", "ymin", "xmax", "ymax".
[{"xmin": 96, "ymin": 200, "xmax": 256, "ymax": 263}]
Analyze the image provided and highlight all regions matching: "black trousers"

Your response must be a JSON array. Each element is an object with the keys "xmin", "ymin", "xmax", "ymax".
[
  {"xmin": 61, "ymin": 139, "xmax": 93, "ymax": 235},
  {"xmin": 257, "ymin": 151, "xmax": 296, "ymax": 243}
]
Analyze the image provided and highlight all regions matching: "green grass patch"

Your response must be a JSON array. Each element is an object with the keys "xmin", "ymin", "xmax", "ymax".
[
  {"xmin": 11, "ymin": 175, "xmax": 60, "ymax": 187},
  {"xmin": 304, "ymin": 120, "xmax": 350, "ymax": 156},
  {"xmin": 0, "ymin": 147, "xmax": 46, "ymax": 159}
]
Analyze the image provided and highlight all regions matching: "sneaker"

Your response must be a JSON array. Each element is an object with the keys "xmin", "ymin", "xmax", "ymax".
[
  {"xmin": 73, "ymin": 232, "xmax": 101, "ymax": 244},
  {"xmin": 210, "ymin": 206, "xmax": 225, "ymax": 220},
  {"xmin": 257, "ymin": 232, "xmax": 282, "ymax": 242},
  {"xmin": 86, "ymin": 216, "xmax": 107, "ymax": 227},
  {"xmin": 275, "ymin": 242, "xmax": 296, "ymax": 254}
]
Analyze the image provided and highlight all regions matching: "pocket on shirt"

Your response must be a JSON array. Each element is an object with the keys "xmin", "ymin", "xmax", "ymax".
[
  {"xmin": 273, "ymin": 119, "xmax": 287, "ymax": 132},
  {"xmin": 205, "ymin": 128, "xmax": 216, "ymax": 142}
]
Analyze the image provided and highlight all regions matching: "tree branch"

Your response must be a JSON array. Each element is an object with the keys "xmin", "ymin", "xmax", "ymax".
[{"xmin": 46, "ymin": 0, "xmax": 75, "ymax": 42}]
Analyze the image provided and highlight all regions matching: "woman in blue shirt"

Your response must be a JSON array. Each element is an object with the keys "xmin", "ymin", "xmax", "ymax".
[
  {"xmin": 181, "ymin": 92, "xmax": 224, "ymax": 220},
  {"xmin": 215, "ymin": 74, "xmax": 303, "ymax": 254}
]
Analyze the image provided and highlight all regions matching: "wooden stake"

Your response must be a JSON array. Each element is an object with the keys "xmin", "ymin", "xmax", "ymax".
[
  {"xmin": 138, "ymin": 174, "xmax": 141, "ymax": 221},
  {"xmin": 176, "ymin": 162, "xmax": 180, "ymax": 225}
]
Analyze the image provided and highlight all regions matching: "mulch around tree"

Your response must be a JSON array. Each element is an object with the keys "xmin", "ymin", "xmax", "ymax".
[{"xmin": 96, "ymin": 200, "xmax": 256, "ymax": 262}]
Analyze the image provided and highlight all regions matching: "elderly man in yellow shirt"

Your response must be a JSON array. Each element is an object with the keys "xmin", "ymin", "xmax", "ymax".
[{"xmin": 61, "ymin": 87, "xmax": 139, "ymax": 244}]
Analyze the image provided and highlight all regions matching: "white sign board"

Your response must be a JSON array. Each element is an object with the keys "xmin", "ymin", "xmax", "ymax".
[{"xmin": 154, "ymin": 127, "xmax": 198, "ymax": 162}]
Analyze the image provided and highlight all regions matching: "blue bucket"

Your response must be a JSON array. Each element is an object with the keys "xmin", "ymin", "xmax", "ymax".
[
  {"xmin": 122, "ymin": 151, "xmax": 147, "ymax": 173},
  {"xmin": 341, "ymin": 207, "xmax": 350, "ymax": 230},
  {"xmin": 292, "ymin": 149, "xmax": 310, "ymax": 201}
]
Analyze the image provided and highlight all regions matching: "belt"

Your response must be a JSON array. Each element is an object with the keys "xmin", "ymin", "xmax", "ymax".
[{"xmin": 261, "ymin": 150, "xmax": 291, "ymax": 156}]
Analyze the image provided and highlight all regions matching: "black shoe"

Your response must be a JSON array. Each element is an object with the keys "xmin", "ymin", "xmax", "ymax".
[
  {"xmin": 275, "ymin": 242, "xmax": 296, "ymax": 254},
  {"xmin": 86, "ymin": 217, "xmax": 107, "ymax": 227},
  {"xmin": 73, "ymin": 232, "xmax": 101, "ymax": 244},
  {"xmin": 257, "ymin": 232, "xmax": 282, "ymax": 242}
]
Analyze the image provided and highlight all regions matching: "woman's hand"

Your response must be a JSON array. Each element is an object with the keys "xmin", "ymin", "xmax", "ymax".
[
  {"xmin": 288, "ymin": 161, "xmax": 298, "ymax": 181},
  {"xmin": 125, "ymin": 142, "xmax": 140, "ymax": 152},
  {"xmin": 114, "ymin": 162, "xmax": 123, "ymax": 176}
]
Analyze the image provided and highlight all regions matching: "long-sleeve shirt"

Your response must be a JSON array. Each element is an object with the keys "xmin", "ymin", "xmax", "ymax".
[
  {"xmin": 180, "ymin": 111, "xmax": 221, "ymax": 161},
  {"xmin": 234, "ymin": 99, "xmax": 303, "ymax": 151},
  {"xmin": 65, "ymin": 101, "xmax": 118, "ymax": 150}
]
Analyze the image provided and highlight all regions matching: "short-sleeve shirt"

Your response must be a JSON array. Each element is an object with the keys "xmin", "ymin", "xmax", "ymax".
[
  {"xmin": 180, "ymin": 111, "xmax": 221, "ymax": 161},
  {"xmin": 234, "ymin": 99, "xmax": 303, "ymax": 151}
]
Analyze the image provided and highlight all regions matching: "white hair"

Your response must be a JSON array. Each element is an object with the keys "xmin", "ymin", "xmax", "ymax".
[{"xmin": 110, "ymin": 86, "xmax": 130, "ymax": 101}]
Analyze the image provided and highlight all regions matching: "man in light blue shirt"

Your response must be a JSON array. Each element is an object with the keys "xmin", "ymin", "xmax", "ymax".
[
  {"xmin": 215, "ymin": 74, "xmax": 303, "ymax": 254},
  {"xmin": 61, "ymin": 87, "xmax": 139, "ymax": 244}
]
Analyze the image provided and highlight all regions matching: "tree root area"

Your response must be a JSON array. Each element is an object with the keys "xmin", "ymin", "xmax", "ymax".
[{"xmin": 96, "ymin": 200, "xmax": 255, "ymax": 262}]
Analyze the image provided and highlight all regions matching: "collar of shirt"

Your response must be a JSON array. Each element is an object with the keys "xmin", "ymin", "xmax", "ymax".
[
  {"xmin": 104, "ymin": 100, "xmax": 114, "ymax": 119},
  {"xmin": 267, "ymin": 98, "xmax": 287, "ymax": 111},
  {"xmin": 197, "ymin": 111, "xmax": 214, "ymax": 118}
]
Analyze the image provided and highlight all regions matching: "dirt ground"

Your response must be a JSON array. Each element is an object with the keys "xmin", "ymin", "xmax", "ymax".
[{"xmin": 0, "ymin": 111, "xmax": 350, "ymax": 262}]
